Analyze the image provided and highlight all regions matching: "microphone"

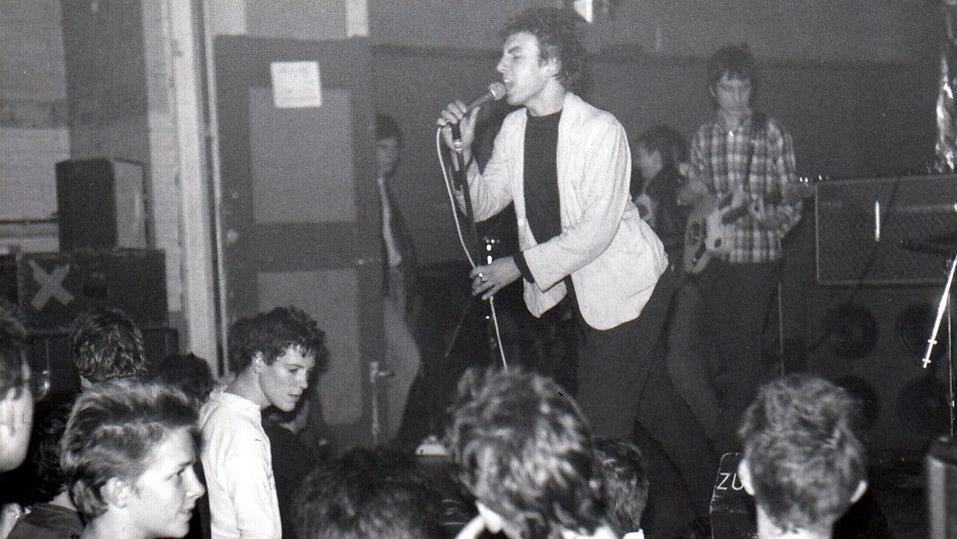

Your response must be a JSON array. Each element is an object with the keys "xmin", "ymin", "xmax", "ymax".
[
  {"xmin": 440, "ymin": 82, "xmax": 507, "ymax": 142},
  {"xmin": 463, "ymin": 81, "xmax": 507, "ymax": 113}
]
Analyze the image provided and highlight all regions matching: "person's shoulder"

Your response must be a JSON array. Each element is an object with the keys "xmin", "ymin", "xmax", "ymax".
[{"xmin": 568, "ymin": 94, "xmax": 620, "ymax": 126}]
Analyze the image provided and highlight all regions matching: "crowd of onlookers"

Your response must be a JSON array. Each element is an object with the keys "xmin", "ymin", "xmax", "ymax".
[{"xmin": 0, "ymin": 301, "xmax": 871, "ymax": 539}]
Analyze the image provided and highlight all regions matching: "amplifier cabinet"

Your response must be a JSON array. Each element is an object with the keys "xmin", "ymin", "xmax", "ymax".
[
  {"xmin": 0, "ymin": 249, "xmax": 167, "ymax": 331},
  {"xmin": 55, "ymin": 158, "xmax": 149, "ymax": 251},
  {"xmin": 815, "ymin": 175, "xmax": 957, "ymax": 285}
]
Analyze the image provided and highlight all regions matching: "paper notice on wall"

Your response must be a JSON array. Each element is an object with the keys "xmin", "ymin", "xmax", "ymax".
[{"xmin": 270, "ymin": 61, "xmax": 322, "ymax": 108}]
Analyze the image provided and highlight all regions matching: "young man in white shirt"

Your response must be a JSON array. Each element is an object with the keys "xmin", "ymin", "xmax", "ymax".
[{"xmin": 200, "ymin": 306, "xmax": 325, "ymax": 539}]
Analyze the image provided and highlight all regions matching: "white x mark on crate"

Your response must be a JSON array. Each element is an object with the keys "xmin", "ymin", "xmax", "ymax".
[{"xmin": 28, "ymin": 259, "xmax": 74, "ymax": 310}]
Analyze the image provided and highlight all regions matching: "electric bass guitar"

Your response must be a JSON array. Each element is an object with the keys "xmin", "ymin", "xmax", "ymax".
[{"xmin": 682, "ymin": 176, "xmax": 818, "ymax": 274}]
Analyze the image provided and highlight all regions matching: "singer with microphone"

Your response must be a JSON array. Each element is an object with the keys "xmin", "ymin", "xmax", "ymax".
[{"xmin": 438, "ymin": 7, "xmax": 717, "ymax": 523}]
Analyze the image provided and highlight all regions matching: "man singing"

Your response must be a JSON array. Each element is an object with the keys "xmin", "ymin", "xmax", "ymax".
[{"xmin": 439, "ymin": 7, "xmax": 715, "ymax": 518}]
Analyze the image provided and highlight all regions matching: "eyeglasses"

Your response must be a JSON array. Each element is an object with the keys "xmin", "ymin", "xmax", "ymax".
[{"xmin": 23, "ymin": 351, "xmax": 51, "ymax": 403}]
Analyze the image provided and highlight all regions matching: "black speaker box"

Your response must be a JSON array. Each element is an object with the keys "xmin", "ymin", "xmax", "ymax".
[
  {"xmin": 806, "ymin": 286, "xmax": 952, "ymax": 455},
  {"xmin": 55, "ymin": 158, "xmax": 149, "ymax": 251},
  {"xmin": 0, "ymin": 250, "xmax": 167, "ymax": 331},
  {"xmin": 28, "ymin": 326, "xmax": 178, "ymax": 398},
  {"xmin": 816, "ymin": 175, "xmax": 957, "ymax": 285}
]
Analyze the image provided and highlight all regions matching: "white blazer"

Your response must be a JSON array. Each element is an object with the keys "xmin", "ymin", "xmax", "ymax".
[{"xmin": 461, "ymin": 92, "xmax": 667, "ymax": 330}]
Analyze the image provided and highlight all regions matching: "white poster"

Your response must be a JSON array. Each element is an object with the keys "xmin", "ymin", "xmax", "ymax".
[{"xmin": 270, "ymin": 61, "xmax": 322, "ymax": 108}]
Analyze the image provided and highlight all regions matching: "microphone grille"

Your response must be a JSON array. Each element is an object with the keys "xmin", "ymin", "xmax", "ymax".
[{"xmin": 488, "ymin": 82, "xmax": 507, "ymax": 101}]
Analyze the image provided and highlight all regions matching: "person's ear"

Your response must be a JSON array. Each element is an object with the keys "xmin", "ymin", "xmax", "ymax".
[
  {"xmin": 102, "ymin": 477, "xmax": 133, "ymax": 509},
  {"xmin": 252, "ymin": 352, "xmax": 266, "ymax": 373},
  {"xmin": 737, "ymin": 457, "xmax": 755, "ymax": 496},
  {"xmin": 545, "ymin": 57, "xmax": 561, "ymax": 78},
  {"xmin": 850, "ymin": 479, "xmax": 868, "ymax": 504}
]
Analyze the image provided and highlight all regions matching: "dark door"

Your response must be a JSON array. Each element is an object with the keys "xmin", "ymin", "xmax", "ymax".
[{"xmin": 215, "ymin": 36, "xmax": 380, "ymax": 449}]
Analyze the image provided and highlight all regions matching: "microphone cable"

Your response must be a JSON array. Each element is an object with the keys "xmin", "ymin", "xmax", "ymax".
[{"xmin": 434, "ymin": 126, "xmax": 509, "ymax": 370}]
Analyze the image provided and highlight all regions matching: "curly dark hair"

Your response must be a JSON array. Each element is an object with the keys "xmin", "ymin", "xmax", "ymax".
[
  {"xmin": 738, "ymin": 374, "xmax": 866, "ymax": 534},
  {"xmin": 228, "ymin": 306, "xmax": 327, "ymax": 373},
  {"xmin": 69, "ymin": 306, "xmax": 146, "ymax": 384},
  {"xmin": 445, "ymin": 367, "xmax": 611, "ymax": 539},
  {"xmin": 500, "ymin": 7, "xmax": 587, "ymax": 92}
]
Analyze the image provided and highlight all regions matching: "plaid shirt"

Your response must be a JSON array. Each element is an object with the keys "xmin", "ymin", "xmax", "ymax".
[{"xmin": 689, "ymin": 113, "xmax": 802, "ymax": 263}]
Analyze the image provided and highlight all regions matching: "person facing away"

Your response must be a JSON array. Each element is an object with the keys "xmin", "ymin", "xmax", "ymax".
[
  {"xmin": 446, "ymin": 367, "xmax": 619, "ymax": 539},
  {"xmin": 69, "ymin": 306, "xmax": 147, "ymax": 388},
  {"xmin": 680, "ymin": 43, "xmax": 803, "ymax": 454},
  {"xmin": 737, "ymin": 374, "xmax": 867, "ymax": 539},
  {"xmin": 59, "ymin": 379, "xmax": 205, "ymax": 539},
  {"xmin": 200, "ymin": 306, "xmax": 325, "ymax": 539}
]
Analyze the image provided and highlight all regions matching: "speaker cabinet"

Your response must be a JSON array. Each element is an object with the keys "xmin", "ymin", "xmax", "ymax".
[
  {"xmin": 816, "ymin": 175, "xmax": 957, "ymax": 285},
  {"xmin": 806, "ymin": 286, "xmax": 952, "ymax": 455},
  {"xmin": 55, "ymin": 158, "xmax": 149, "ymax": 251}
]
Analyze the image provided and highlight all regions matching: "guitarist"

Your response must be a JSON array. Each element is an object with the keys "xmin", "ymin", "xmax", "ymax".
[{"xmin": 679, "ymin": 44, "xmax": 803, "ymax": 455}]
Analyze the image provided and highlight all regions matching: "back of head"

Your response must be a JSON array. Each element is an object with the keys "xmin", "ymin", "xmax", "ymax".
[
  {"xmin": 594, "ymin": 438, "xmax": 649, "ymax": 533},
  {"xmin": 294, "ymin": 446, "xmax": 443, "ymax": 539},
  {"xmin": 227, "ymin": 306, "xmax": 326, "ymax": 373},
  {"xmin": 148, "ymin": 353, "xmax": 216, "ymax": 406},
  {"xmin": 60, "ymin": 379, "xmax": 199, "ymax": 522},
  {"xmin": 738, "ymin": 374, "xmax": 866, "ymax": 534},
  {"xmin": 69, "ymin": 307, "xmax": 146, "ymax": 384},
  {"xmin": 445, "ymin": 367, "xmax": 607, "ymax": 539},
  {"xmin": 500, "ymin": 7, "xmax": 586, "ymax": 92}
]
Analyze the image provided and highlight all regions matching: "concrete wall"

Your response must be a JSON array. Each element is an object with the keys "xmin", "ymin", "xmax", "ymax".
[{"xmin": 0, "ymin": 0, "xmax": 68, "ymax": 227}]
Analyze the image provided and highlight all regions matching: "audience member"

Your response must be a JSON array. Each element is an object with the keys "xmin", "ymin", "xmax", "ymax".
[
  {"xmin": 737, "ymin": 374, "xmax": 867, "ymax": 539},
  {"xmin": 200, "ymin": 306, "xmax": 325, "ymax": 539},
  {"xmin": 7, "ymin": 397, "xmax": 83, "ymax": 538},
  {"xmin": 594, "ymin": 438, "xmax": 649, "ymax": 539},
  {"xmin": 148, "ymin": 353, "xmax": 216, "ymax": 407},
  {"xmin": 69, "ymin": 306, "xmax": 146, "ymax": 386},
  {"xmin": 294, "ymin": 446, "xmax": 443, "ymax": 539},
  {"xmin": 0, "ymin": 306, "xmax": 33, "ymax": 538},
  {"xmin": 264, "ymin": 397, "xmax": 317, "ymax": 539},
  {"xmin": 60, "ymin": 379, "xmax": 205, "ymax": 539},
  {"xmin": 446, "ymin": 368, "xmax": 617, "ymax": 539}
]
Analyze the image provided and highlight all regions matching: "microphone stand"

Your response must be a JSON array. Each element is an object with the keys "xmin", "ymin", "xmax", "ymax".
[
  {"xmin": 441, "ymin": 136, "xmax": 501, "ymax": 365},
  {"xmin": 922, "ymin": 251, "xmax": 957, "ymax": 438}
]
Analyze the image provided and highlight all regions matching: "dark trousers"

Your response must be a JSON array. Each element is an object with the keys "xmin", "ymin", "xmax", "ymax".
[
  {"xmin": 575, "ymin": 267, "xmax": 717, "ymax": 518},
  {"xmin": 694, "ymin": 258, "xmax": 780, "ymax": 455}
]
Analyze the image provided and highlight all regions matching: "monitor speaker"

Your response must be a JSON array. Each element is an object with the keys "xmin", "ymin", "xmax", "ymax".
[
  {"xmin": 55, "ymin": 158, "xmax": 149, "ymax": 250},
  {"xmin": 806, "ymin": 285, "xmax": 952, "ymax": 454}
]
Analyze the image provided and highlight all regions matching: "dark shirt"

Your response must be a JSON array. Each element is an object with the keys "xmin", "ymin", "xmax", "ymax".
[
  {"xmin": 634, "ymin": 163, "xmax": 688, "ymax": 256},
  {"xmin": 265, "ymin": 425, "xmax": 317, "ymax": 539},
  {"xmin": 7, "ymin": 502, "xmax": 83, "ymax": 539},
  {"xmin": 523, "ymin": 111, "xmax": 563, "ymax": 244}
]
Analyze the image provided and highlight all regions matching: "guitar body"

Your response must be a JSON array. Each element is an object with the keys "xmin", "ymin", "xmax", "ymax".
[{"xmin": 683, "ymin": 192, "xmax": 738, "ymax": 274}]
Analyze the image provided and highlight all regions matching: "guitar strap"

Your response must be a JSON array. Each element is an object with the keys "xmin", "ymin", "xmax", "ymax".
[{"xmin": 740, "ymin": 111, "xmax": 767, "ymax": 197}]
